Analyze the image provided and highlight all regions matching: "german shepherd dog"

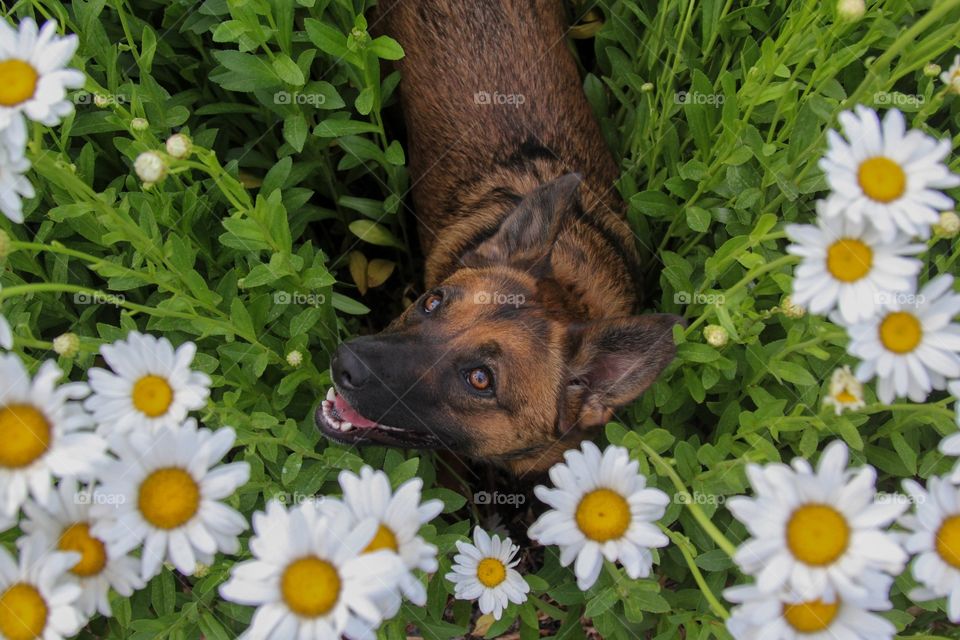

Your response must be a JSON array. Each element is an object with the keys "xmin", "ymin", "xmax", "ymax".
[{"xmin": 315, "ymin": 0, "xmax": 682, "ymax": 476}]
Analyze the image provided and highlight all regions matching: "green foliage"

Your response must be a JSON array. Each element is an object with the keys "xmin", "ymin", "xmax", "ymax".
[{"xmin": 1, "ymin": 0, "xmax": 960, "ymax": 638}]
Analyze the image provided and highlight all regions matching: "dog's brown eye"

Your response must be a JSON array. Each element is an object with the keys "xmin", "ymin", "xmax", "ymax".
[
  {"xmin": 467, "ymin": 367, "xmax": 492, "ymax": 391},
  {"xmin": 423, "ymin": 292, "xmax": 443, "ymax": 313}
]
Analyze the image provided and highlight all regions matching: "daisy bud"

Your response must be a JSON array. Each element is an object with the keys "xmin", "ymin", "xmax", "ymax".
[
  {"xmin": 703, "ymin": 324, "xmax": 728, "ymax": 348},
  {"xmin": 53, "ymin": 332, "xmax": 80, "ymax": 358},
  {"xmin": 134, "ymin": 151, "xmax": 167, "ymax": 185},
  {"xmin": 822, "ymin": 365, "xmax": 865, "ymax": 415},
  {"xmin": 165, "ymin": 133, "xmax": 192, "ymax": 159},
  {"xmin": 837, "ymin": 0, "xmax": 865, "ymax": 20},
  {"xmin": 130, "ymin": 117, "xmax": 149, "ymax": 132},
  {"xmin": 924, "ymin": 63, "xmax": 942, "ymax": 77},
  {"xmin": 286, "ymin": 350, "xmax": 303, "ymax": 368},
  {"xmin": 0, "ymin": 229, "xmax": 10, "ymax": 258},
  {"xmin": 641, "ymin": 82, "xmax": 654, "ymax": 93},
  {"xmin": 93, "ymin": 94, "xmax": 110, "ymax": 108},
  {"xmin": 781, "ymin": 296, "xmax": 806, "ymax": 319},
  {"xmin": 934, "ymin": 211, "xmax": 960, "ymax": 238}
]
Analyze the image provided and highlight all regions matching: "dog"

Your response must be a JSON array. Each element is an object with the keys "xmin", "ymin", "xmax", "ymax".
[{"xmin": 315, "ymin": 0, "xmax": 682, "ymax": 476}]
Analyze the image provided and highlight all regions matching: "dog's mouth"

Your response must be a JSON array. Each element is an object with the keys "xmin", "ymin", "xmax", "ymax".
[{"xmin": 315, "ymin": 387, "xmax": 442, "ymax": 448}]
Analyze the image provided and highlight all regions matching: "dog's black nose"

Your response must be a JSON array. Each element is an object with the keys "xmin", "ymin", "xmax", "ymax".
[{"xmin": 332, "ymin": 343, "xmax": 371, "ymax": 390}]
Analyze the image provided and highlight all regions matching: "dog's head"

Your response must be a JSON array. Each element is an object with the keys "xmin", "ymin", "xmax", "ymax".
[{"xmin": 316, "ymin": 174, "xmax": 681, "ymax": 473}]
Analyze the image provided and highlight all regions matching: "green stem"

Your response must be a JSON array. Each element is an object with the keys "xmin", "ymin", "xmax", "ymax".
[
  {"xmin": 662, "ymin": 526, "xmax": 729, "ymax": 619},
  {"xmin": 637, "ymin": 440, "xmax": 739, "ymax": 558}
]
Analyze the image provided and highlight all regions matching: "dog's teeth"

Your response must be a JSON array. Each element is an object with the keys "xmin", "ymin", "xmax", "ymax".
[
  {"xmin": 341, "ymin": 421, "xmax": 353, "ymax": 432},
  {"xmin": 326, "ymin": 388, "xmax": 336, "ymax": 401},
  {"xmin": 321, "ymin": 400, "xmax": 331, "ymax": 409}
]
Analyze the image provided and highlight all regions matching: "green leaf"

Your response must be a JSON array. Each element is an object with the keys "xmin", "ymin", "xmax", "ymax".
[
  {"xmin": 348, "ymin": 220, "xmax": 406, "ymax": 249},
  {"xmin": 369, "ymin": 35, "xmax": 405, "ymax": 60}
]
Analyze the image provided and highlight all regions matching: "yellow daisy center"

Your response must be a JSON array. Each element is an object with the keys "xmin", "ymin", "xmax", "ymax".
[
  {"xmin": 132, "ymin": 375, "xmax": 174, "ymax": 418},
  {"xmin": 835, "ymin": 390, "xmax": 858, "ymax": 404},
  {"xmin": 936, "ymin": 515, "xmax": 960, "ymax": 570},
  {"xmin": 281, "ymin": 557, "xmax": 341, "ymax": 617},
  {"xmin": 826, "ymin": 238, "xmax": 873, "ymax": 283},
  {"xmin": 782, "ymin": 599, "xmax": 840, "ymax": 633},
  {"xmin": 0, "ymin": 404, "xmax": 52, "ymax": 469},
  {"xmin": 58, "ymin": 523, "xmax": 108, "ymax": 577},
  {"xmin": 138, "ymin": 467, "xmax": 200, "ymax": 530},
  {"xmin": 857, "ymin": 156, "xmax": 906, "ymax": 203},
  {"xmin": 786, "ymin": 504, "xmax": 850, "ymax": 566},
  {"xmin": 0, "ymin": 583, "xmax": 48, "ymax": 640},
  {"xmin": 878, "ymin": 311, "xmax": 923, "ymax": 354},
  {"xmin": 476, "ymin": 557, "xmax": 507, "ymax": 588},
  {"xmin": 0, "ymin": 59, "xmax": 39, "ymax": 107},
  {"xmin": 576, "ymin": 488, "xmax": 631, "ymax": 542},
  {"xmin": 363, "ymin": 524, "xmax": 399, "ymax": 553}
]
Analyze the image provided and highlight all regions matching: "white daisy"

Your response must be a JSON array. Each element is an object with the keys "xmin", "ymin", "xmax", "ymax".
[
  {"xmin": 0, "ymin": 536, "xmax": 84, "ymax": 640},
  {"xmin": 0, "ymin": 308, "xmax": 11, "ymax": 350},
  {"xmin": 0, "ymin": 141, "xmax": 33, "ymax": 224},
  {"xmin": 846, "ymin": 274, "xmax": 960, "ymax": 404},
  {"xmin": 724, "ymin": 574, "xmax": 896, "ymax": 640},
  {"xmin": 0, "ymin": 353, "xmax": 106, "ymax": 519},
  {"xmin": 219, "ymin": 498, "xmax": 406, "ymax": 640},
  {"xmin": 822, "ymin": 365, "xmax": 866, "ymax": 415},
  {"xmin": 941, "ymin": 54, "xmax": 960, "ymax": 94},
  {"xmin": 818, "ymin": 106, "xmax": 960, "ymax": 240},
  {"xmin": 85, "ymin": 331, "xmax": 211, "ymax": 436},
  {"xmin": 528, "ymin": 441, "xmax": 669, "ymax": 591},
  {"xmin": 786, "ymin": 208, "xmax": 924, "ymax": 324},
  {"xmin": 20, "ymin": 477, "xmax": 144, "ymax": 617},
  {"xmin": 338, "ymin": 466, "xmax": 443, "ymax": 613},
  {"xmin": 901, "ymin": 475, "xmax": 960, "ymax": 621},
  {"xmin": 937, "ymin": 381, "xmax": 960, "ymax": 481},
  {"xmin": 445, "ymin": 526, "xmax": 529, "ymax": 620},
  {"xmin": 727, "ymin": 441, "xmax": 907, "ymax": 603},
  {"xmin": 90, "ymin": 419, "xmax": 250, "ymax": 581},
  {"xmin": 0, "ymin": 18, "xmax": 84, "ymax": 131}
]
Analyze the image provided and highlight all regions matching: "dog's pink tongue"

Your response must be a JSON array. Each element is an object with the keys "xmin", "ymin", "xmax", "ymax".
[{"xmin": 334, "ymin": 394, "xmax": 380, "ymax": 428}]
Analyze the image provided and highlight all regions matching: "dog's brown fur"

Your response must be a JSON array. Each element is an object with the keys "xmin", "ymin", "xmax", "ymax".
[{"xmin": 318, "ymin": 0, "xmax": 681, "ymax": 475}]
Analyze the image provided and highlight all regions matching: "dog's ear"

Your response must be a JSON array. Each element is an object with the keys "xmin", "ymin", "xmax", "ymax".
[
  {"xmin": 462, "ymin": 173, "xmax": 581, "ymax": 269},
  {"xmin": 559, "ymin": 314, "xmax": 683, "ymax": 431}
]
